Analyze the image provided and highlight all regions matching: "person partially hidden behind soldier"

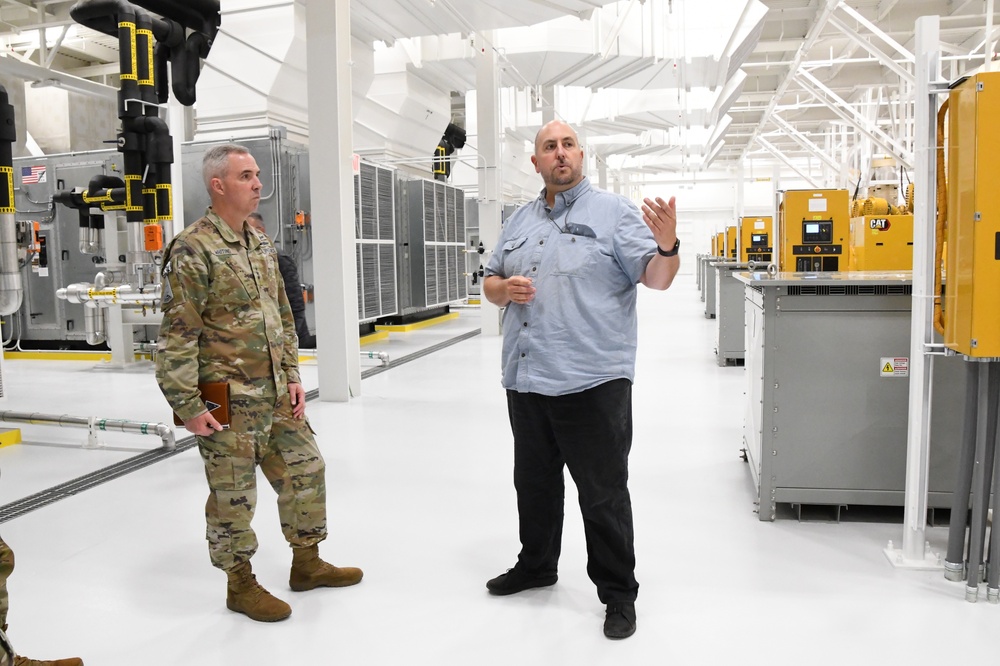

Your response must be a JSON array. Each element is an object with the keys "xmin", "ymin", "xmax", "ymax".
[
  {"xmin": 155, "ymin": 144, "xmax": 362, "ymax": 623},
  {"xmin": 246, "ymin": 212, "xmax": 316, "ymax": 349},
  {"xmin": 1, "ymin": 535, "xmax": 83, "ymax": 665}
]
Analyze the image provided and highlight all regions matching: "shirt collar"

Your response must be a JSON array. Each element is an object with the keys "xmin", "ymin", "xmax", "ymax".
[
  {"xmin": 540, "ymin": 177, "xmax": 591, "ymax": 214},
  {"xmin": 205, "ymin": 207, "xmax": 258, "ymax": 249}
]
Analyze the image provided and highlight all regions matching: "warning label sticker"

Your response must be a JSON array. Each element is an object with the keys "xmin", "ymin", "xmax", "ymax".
[{"xmin": 880, "ymin": 357, "xmax": 909, "ymax": 377}]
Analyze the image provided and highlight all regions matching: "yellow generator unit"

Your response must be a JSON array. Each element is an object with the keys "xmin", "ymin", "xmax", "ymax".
[
  {"xmin": 725, "ymin": 225, "xmax": 738, "ymax": 259},
  {"xmin": 944, "ymin": 71, "xmax": 1000, "ymax": 358},
  {"xmin": 715, "ymin": 231, "xmax": 725, "ymax": 257},
  {"xmin": 848, "ymin": 214, "xmax": 914, "ymax": 271},
  {"xmin": 778, "ymin": 189, "xmax": 850, "ymax": 271},
  {"xmin": 739, "ymin": 216, "xmax": 773, "ymax": 264}
]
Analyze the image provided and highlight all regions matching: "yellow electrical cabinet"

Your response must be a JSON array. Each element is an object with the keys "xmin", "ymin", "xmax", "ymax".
[
  {"xmin": 739, "ymin": 216, "xmax": 773, "ymax": 263},
  {"xmin": 725, "ymin": 225, "xmax": 738, "ymax": 259},
  {"xmin": 848, "ymin": 214, "xmax": 914, "ymax": 271},
  {"xmin": 944, "ymin": 71, "xmax": 1000, "ymax": 358},
  {"xmin": 715, "ymin": 231, "xmax": 725, "ymax": 257},
  {"xmin": 778, "ymin": 189, "xmax": 850, "ymax": 271}
]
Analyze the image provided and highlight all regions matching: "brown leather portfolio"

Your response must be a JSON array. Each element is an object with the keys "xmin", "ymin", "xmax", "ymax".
[{"xmin": 172, "ymin": 382, "xmax": 232, "ymax": 429}]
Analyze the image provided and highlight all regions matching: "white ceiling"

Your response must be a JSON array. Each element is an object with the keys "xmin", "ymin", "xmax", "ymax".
[{"xmin": 0, "ymin": 0, "xmax": 998, "ymax": 187}]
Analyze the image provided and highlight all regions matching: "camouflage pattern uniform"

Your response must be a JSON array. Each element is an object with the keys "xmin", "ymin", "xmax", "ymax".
[
  {"xmin": 155, "ymin": 209, "xmax": 327, "ymax": 572},
  {"xmin": 0, "ymin": 536, "xmax": 12, "ymax": 629}
]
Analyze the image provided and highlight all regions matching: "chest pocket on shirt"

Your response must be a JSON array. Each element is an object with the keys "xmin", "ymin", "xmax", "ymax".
[
  {"xmin": 218, "ymin": 257, "xmax": 259, "ymax": 306},
  {"xmin": 551, "ymin": 233, "xmax": 597, "ymax": 278},
  {"xmin": 499, "ymin": 236, "xmax": 529, "ymax": 275}
]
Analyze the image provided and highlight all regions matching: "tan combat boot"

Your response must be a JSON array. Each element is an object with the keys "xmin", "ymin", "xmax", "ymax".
[
  {"xmin": 289, "ymin": 545, "xmax": 363, "ymax": 591},
  {"xmin": 13, "ymin": 657, "xmax": 84, "ymax": 666},
  {"xmin": 226, "ymin": 561, "xmax": 291, "ymax": 622}
]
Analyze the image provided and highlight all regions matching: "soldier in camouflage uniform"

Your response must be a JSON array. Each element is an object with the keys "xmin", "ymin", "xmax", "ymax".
[
  {"xmin": 1, "ymin": 534, "xmax": 84, "ymax": 665},
  {"xmin": 155, "ymin": 144, "xmax": 362, "ymax": 623}
]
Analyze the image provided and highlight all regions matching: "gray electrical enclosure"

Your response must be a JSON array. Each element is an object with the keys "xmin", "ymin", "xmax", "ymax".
[{"xmin": 738, "ymin": 271, "xmax": 966, "ymax": 520}]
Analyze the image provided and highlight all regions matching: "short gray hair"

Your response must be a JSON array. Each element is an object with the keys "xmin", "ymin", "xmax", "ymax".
[{"xmin": 202, "ymin": 144, "xmax": 251, "ymax": 192}]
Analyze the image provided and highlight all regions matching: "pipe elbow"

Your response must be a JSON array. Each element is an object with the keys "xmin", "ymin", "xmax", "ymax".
[
  {"xmin": 156, "ymin": 423, "xmax": 176, "ymax": 449},
  {"xmin": 0, "ymin": 290, "xmax": 21, "ymax": 316}
]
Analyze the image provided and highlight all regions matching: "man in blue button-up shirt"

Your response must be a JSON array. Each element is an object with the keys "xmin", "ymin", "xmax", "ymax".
[{"xmin": 482, "ymin": 120, "xmax": 680, "ymax": 640}]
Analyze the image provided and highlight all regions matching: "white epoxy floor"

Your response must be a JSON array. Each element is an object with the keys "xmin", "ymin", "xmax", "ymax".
[{"xmin": 0, "ymin": 275, "xmax": 996, "ymax": 665}]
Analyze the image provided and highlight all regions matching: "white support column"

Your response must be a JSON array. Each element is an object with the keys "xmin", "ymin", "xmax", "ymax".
[
  {"xmin": 166, "ymin": 96, "xmax": 187, "ymax": 241},
  {"xmin": 307, "ymin": 0, "xmax": 361, "ymax": 400},
  {"xmin": 885, "ymin": 15, "xmax": 942, "ymax": 570},
  {"xmin": 987, "ymin": 0, "xmax": 996, "ymax": 73},
  {"xmin": 477, "ymin": 32, "xmax": 502, "ymax": 337},
  {"xmin": 735, "ymin": 162, "xmax": 744, "ymax": 221}
]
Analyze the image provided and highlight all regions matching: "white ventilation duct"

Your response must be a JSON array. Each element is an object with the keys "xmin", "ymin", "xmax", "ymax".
[{"xmin": 194, "ymin": 1, "xmax": 449, "ymax": 161}]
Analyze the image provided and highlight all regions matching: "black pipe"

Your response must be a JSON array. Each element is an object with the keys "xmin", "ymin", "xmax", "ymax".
[
  {"xmin": 153, "ymin": 42, "xmax": 170, "ymax": 104},
  {"xmin": 0, "ymin": 86, "xmax": 14, "ymax": 220},
  {"xmin": 0, "ymin": 86, "xmax": 14, "ymax": 172},
  {"xmin": 136, "ymin": 10, "xmax": 157, "ymax": 114},
  {"xmin": 170, "ymin": 32, "xmax": 211, "ymax": 106},
  {"xmin": 131, "ymin": 0, "xmax": 220, "ymax": 40},
  {"xmin": 69, "ymin": 0, "xmax": 133, "ymax": 38},
  {"xmin": 945, "ymin": 362, "xmax": 980, "ymax": 578}
]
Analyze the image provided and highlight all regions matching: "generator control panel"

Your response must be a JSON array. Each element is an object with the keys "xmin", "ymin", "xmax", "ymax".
[
  {"xmin": 739, "ymin": 216, "xmax": 773, "ymax": 263},
  {"xmin": 778, "ymin": 190, "xmax": 849, "ymax": 272}
]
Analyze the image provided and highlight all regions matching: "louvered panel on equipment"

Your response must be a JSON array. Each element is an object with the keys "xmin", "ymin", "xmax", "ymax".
[
  {"xmin": 362, "ymin": 245, "xmax": 379, "ymax": 319},
  {"xmin": 446, "ymin": 187, "xmax": 458, "ymax": 242},
  {"xmin": 355, "ymin": 160, "xmax": 398, "ymax": 321},
  {"xmin": 377, "ymin": 168, "xmax": 394, "ymax": 240},
  {"xmin": 360, "ymin": 163, "xmax": 378, "ymax": 240},
  {"xmin": 355, "ymin": 244, "xmax": 364, "ymax": 319},
  {"xmin": 403, "ymin": 178, "xmax": 469, "ymax": 311},
  {"xmin": 446, "ymin": 245, "xmax": 457, "ymax": 302},
  {"xmin": 379, "ymin": 244, "xmax": 397, "ymax": 314},
  {"xmin": 424, "ymin": 246, "xmax": 438, "ymax": 305}
]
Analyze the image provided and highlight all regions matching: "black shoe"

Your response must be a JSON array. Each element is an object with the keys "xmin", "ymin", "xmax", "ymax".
[
  {"xmin": 486, "ymin": 567, "xmax": 558, "ymax": 596},
  {"xmin": 603, "ymin": 601, "xmax": 637, "ymax": 639}
]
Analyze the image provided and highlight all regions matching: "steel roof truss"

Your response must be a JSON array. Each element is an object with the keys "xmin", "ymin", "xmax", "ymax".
[
  {"xmin": 770, "ymin": 113, "xmax": 841, "ymax": 172},
  {"xmin": 795, "ymin": 69, "xmax": 912, "ymax": 168},
  {"xmin": 828, "ymin": 13, "xmax": 913, "ymax": 84},
  {"xmin": 756, "ymin": 135, "xmax": 822, "ymax": 188}
]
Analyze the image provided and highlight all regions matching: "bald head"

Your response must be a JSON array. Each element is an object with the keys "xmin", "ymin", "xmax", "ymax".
[
  {"xmin": 531, "ymin": 120, "xmax": 585, "ymax": 201},
  {"xmin": 533, "ymin": 120, "xmax": 579, "ymax": 155}
]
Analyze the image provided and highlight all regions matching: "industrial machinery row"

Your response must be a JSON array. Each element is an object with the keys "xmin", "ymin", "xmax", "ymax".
[
  {"xmin": 692, "ymin": 72, "xmax": 1000, "ymax": 534},
  {"xmin": 2, "ymin": 130, "xmax": 482, "ymax": 357}
]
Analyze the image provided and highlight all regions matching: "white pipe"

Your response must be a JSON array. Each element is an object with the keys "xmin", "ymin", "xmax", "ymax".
[
  {"xmin": 83, "ymin": 301, "xmax": 106, "ymax": 345},
  {"xmin": 0, "ymin": 211, "xmax": 23, "ymax": 315},
  {"xmin": 0, "ymin": 410, "xmax": 176, "ymax": 449},
  {"xmin": 361, "ymin": 350, "xmax": 389, "ymax": 367},
  {"xmin": 57, "ymin": 282, "xmax": 160, "ymax": 307}
]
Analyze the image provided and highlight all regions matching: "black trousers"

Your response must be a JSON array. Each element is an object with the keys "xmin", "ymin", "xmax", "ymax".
[{"xmin": 506, "ymin": 378, "xmax": 639, "ymax": 603}]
